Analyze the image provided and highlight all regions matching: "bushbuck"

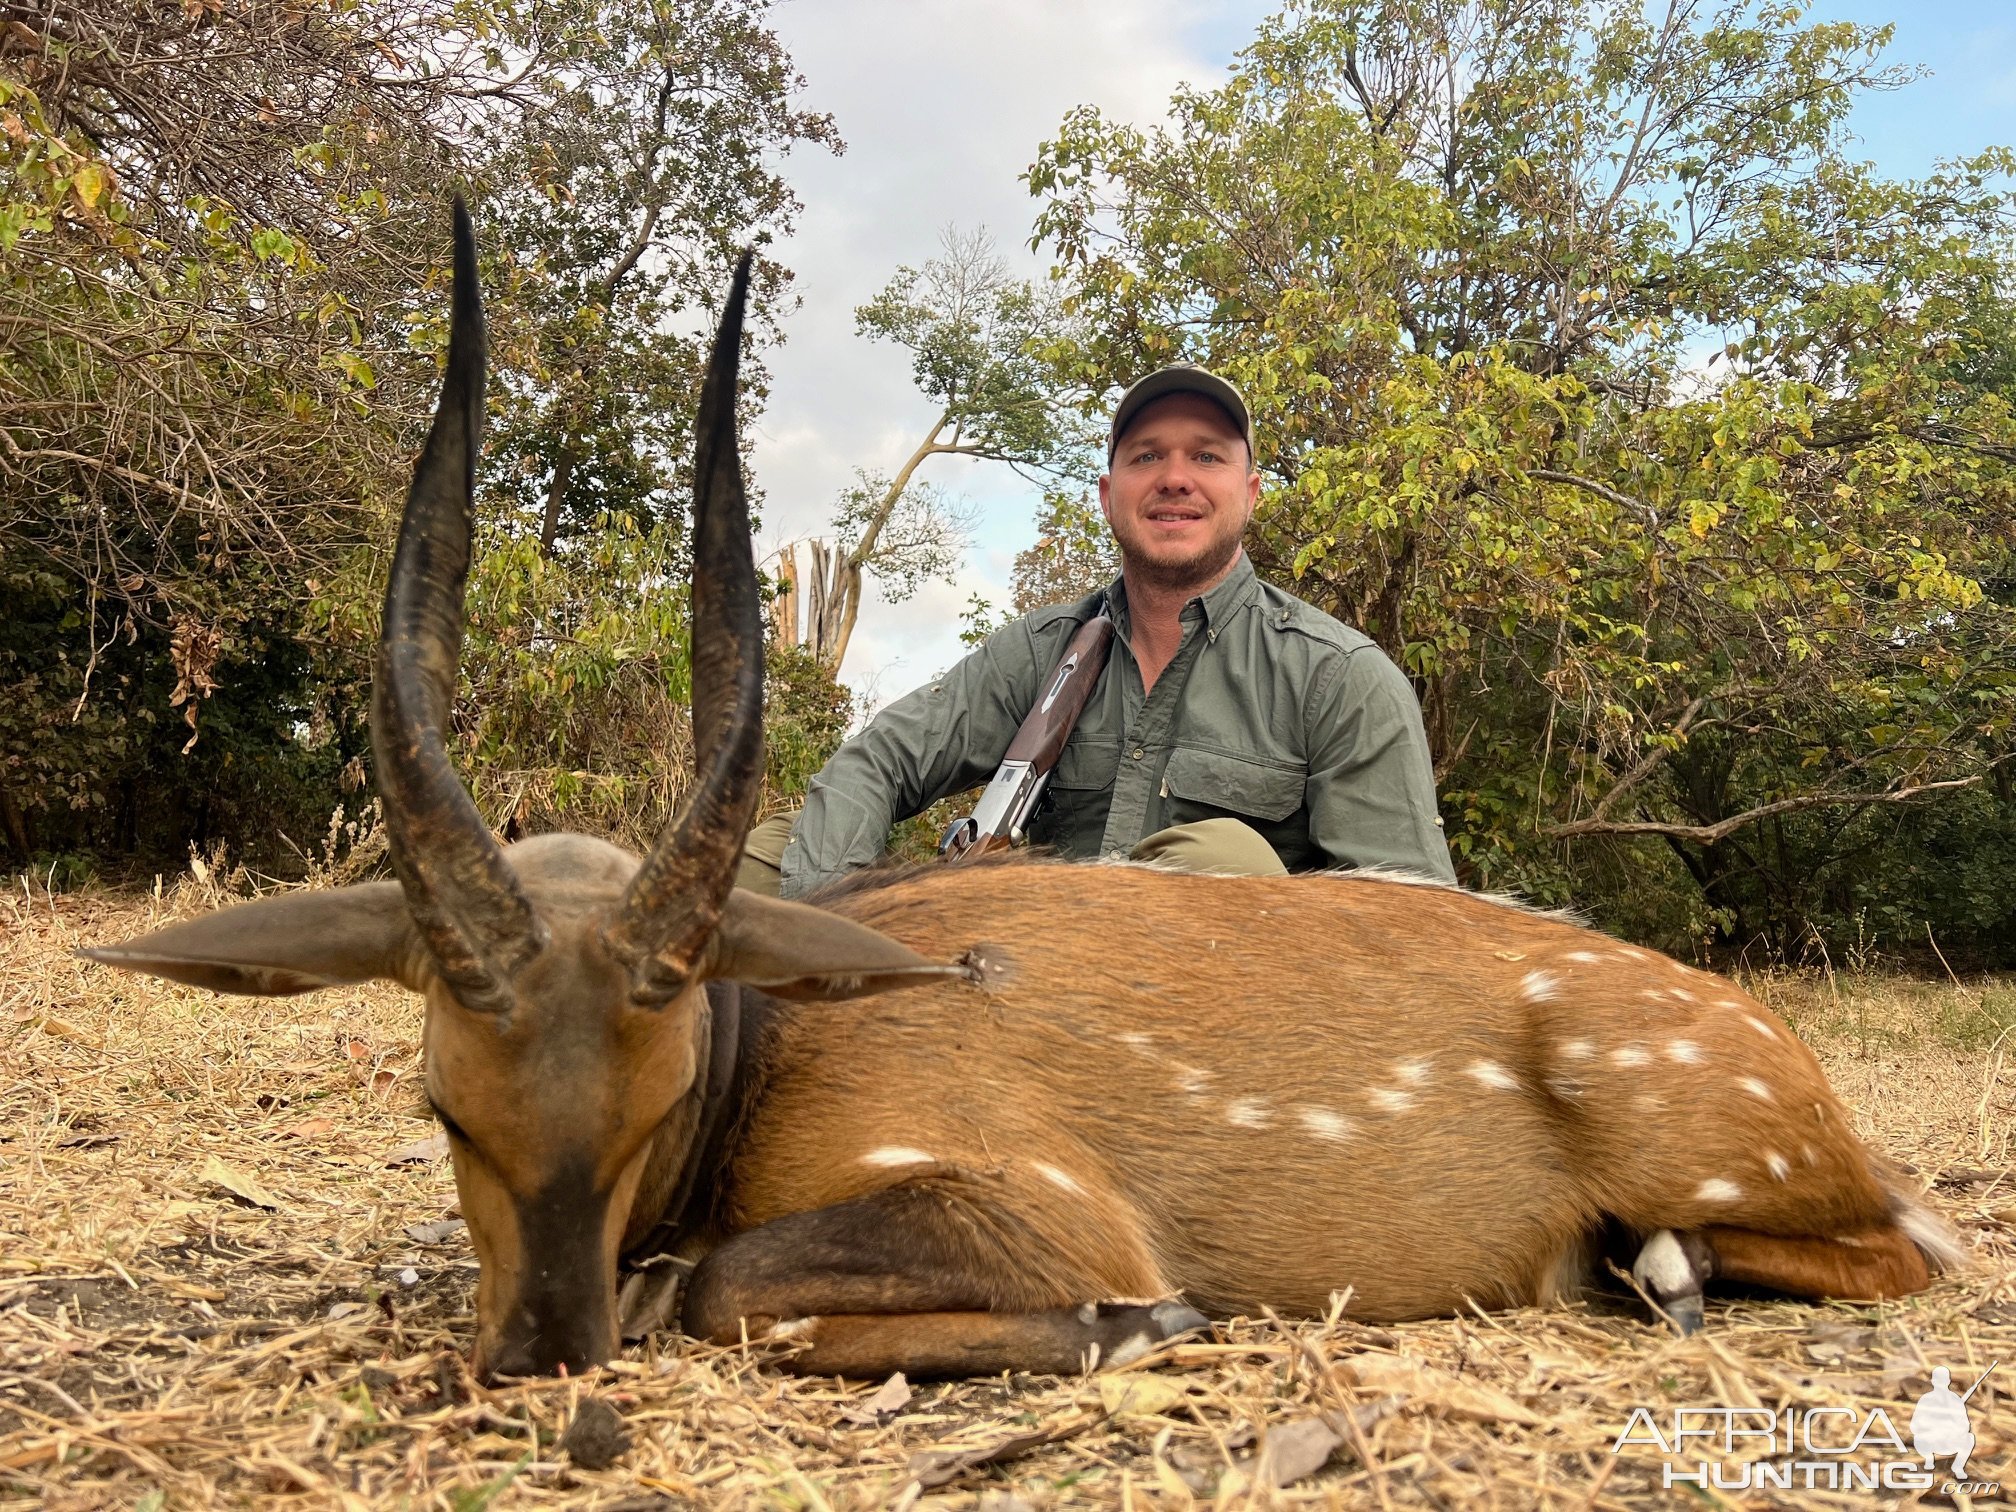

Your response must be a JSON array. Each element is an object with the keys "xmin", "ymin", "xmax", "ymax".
[{"xmin": 84, "ymin": 206, "xmax": 1961, "ymax": 1382}]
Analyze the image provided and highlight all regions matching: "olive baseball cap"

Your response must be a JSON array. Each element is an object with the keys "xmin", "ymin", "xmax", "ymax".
[{"xmin": 1107, "ymin": 364, "xmax": 1255, "ymax": 463}]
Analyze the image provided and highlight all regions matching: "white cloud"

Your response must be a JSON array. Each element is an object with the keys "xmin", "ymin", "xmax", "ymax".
[{"xmin": 752, "ymin": 0, "xmax": 1268, "ymax": 712}]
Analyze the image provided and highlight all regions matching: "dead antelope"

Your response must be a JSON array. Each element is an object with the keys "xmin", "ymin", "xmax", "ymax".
[{"xmin": 85, "ymin": 206, "xmax": 1961, "ymax": 1382}]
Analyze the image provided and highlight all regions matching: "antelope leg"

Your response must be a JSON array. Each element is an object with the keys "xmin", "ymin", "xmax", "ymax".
[{"xmin": 680, "ymin": 1184, "xmax": 1205, "ymax": 1377}]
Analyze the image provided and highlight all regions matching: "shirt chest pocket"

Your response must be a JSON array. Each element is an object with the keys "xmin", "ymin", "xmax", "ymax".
[
  {"xmin": 1026, "ymin": 739, "xmax": 1121, "ymax": 851},
  {"xmin": 1161, "ymin": 747, "xmax": 1307, "ymax": 824}
]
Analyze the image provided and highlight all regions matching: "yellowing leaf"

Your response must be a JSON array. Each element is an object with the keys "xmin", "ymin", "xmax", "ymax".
[
  {"xmin": 1099, "ymin": 1373, "xmax": 1189, "ymax": 1417},
  {"xmin": 200, "ymin": 1155, "xmax": 280, "ymax": 1210},
  {"xmin": 72, "ymin": 161, "xmax": 108, "ymax": 209}
]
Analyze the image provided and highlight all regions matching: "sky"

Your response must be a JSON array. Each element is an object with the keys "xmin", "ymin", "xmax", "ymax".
[{"xmin": 748, "ymin": 1, "xmax": 2016, "ymax": 718}]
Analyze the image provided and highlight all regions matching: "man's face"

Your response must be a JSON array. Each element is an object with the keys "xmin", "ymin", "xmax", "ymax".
[{"xmin": 1099, "ymin": 392, "xmax": 1260, "ymax": 595}]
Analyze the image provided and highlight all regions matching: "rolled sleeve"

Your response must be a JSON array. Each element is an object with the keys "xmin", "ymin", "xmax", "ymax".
[
  {"xmin": 779, "ymin": 626, "xmax": 1045, "ymax": 898},
  {"xmin": 1305, "ymin": 647, "xmax": 1455, "ymax": 882}
]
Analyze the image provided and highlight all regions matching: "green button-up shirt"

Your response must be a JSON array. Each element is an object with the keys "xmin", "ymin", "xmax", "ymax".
[{"xmin": 778, "ymin": 555, "xmax": 1455, "ymax": 897}]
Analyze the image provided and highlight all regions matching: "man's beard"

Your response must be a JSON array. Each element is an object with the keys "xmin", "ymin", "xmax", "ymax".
[{"xmin": 1122, "ymin": 531, "xmax": 1244, "ymax": 596}]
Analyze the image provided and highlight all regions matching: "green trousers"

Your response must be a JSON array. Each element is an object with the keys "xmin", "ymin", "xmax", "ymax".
[{"xmin": 735, "ymin": 810, "xmax": 1287, "ymax": 899}]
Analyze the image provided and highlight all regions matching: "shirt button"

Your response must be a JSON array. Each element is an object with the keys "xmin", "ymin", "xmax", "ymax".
[{"xmin": 1131, "ymin": 747, "xmax": 1145, "ymax": 760}]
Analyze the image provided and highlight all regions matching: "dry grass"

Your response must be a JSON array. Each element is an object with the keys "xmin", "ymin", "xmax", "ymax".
[{"xmin": 3, "ymin": 880, "xmax": 2012, "ymax": 1510}]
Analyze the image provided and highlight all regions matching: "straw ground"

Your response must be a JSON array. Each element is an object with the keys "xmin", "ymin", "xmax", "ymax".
[{"xmin": 4, "ymin": 880, "xmax": 2011, "ymax": 1509}]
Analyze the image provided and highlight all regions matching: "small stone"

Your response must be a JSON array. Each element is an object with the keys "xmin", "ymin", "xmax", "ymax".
[
  {"xmin": 560, "ymin": 1396, "xmax": 630, "ymax": 1471},
  {"xmin": 398, "ymin": 1268, "xmax": 419, "ymax": 1287}
]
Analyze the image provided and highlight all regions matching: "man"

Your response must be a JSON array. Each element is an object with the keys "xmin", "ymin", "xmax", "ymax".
[{"xmin": 743, "ymin": 366, "xmax": 1455, "ymax": 898}]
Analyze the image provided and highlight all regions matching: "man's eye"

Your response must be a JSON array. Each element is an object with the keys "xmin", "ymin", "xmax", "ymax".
[{"xmin": 1196, "ymin": 450, "xmax": 1222, "ymax": 464}]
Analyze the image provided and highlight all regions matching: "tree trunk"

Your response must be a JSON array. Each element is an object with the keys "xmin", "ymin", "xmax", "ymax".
[
  {"xmin": 0, "ymin": 782, "xmax": 31, "ymax": 861},
  {"xmin": 538, "ymin": 445, "xmax": 578, "ymax": 556},
  {"xmin": 772, "ymin": 547, "xmax": 801, "ymax": 647}
]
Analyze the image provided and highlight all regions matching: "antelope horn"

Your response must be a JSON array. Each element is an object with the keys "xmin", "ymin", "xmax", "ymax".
[
  {"xmin": 370, "ymin": 198, "xmax": 547, "ymax": 1013},
  {"xmin": 606, "ymin": 252, "xmax": 764, "ymax": 1003}
]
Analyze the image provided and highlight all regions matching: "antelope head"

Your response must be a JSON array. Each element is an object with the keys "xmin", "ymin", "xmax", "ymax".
[{"xmin": 83, "ymin": 204, "xmax": 962, "ymax": 1379}]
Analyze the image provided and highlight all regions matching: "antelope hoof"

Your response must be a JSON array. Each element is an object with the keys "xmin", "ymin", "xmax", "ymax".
[
  {"xmin": 1633, "ymin": 1228, "xmax": 1711, "ymax": 1336},
  {"xmin": 1657, "ymin": 1293, "xmax": 1706, "ymax": 1336},
  {"xmin": 1098, "ymin": 1300, "xmax": 1213, "ymax": 1368},
  {"xmin": 1150, "ymin": 1301, "xmax": 1211, "ymax": 1340}
]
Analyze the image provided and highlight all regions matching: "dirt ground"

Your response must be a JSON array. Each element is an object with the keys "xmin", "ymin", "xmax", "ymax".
[{"xmin": 3, "ymin": 882, "xmax": 2012, "ymax": 1509}]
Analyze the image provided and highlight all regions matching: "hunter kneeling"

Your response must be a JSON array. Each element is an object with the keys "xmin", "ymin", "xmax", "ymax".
[{"xmin": 741, "ymin": 368, "xmax": 1456, "ymax": 896}]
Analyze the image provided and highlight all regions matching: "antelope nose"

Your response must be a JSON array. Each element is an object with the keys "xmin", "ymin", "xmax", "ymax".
[{"xmin": 480, "ymin": 1314, "xmax": 616, "ymax": 1382}]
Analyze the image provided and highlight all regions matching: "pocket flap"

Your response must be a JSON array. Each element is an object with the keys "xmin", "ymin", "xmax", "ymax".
[
  {"xmin": 1050, "ymin": 739, "xmax": 1121, "ymax": 791},
  {"xmin": 1163, "ymin": 748, "xmax": 1306, "ymax": 821}
]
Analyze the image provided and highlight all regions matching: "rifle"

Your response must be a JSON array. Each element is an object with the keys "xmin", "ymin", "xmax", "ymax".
[{"xmin": 939, "ymin": 607, "xmax": 1116, "ymax": 862}]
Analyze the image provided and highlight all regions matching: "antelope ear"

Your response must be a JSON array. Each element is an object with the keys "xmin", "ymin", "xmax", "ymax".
[
  {"xmin": 705, "ymin": 889, "xmax": 970, "ymax": 1001},
  {"xmin": 77, "ymin": 882, "xmax": 426, "ymax": 996}
]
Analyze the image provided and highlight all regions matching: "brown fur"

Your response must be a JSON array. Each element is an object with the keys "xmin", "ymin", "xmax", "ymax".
[{"xmin": 659, "ymin": 860, "xmax": 1952, "ymax": 1341}]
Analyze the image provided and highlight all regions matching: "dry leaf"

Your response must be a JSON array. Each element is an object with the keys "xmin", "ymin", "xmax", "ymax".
[
  {"xmin": 1254, "ymin": 1414, "xmax": 1344, "ymax": 1489},
  {"xmin": 841, "ymin": 1372, "xmax": 911, "ymax": 1423},
  {"xmin": 278, "ymin": 1117, "xmax": 334, "ymax": 1140},
  {"xmin": 36, "ymin": 1016, "xmax": 100, "ymax": 1046},
  {"xmin": 383, "ymin": 1132, "xmax": 448, "ymax": 1166},
  {"xmin": 1341, "ymin": 1353, "xmax": 1539, "ymax": 1425},
  {"xmin": 1098, "ymin": 1373, "xmax": 1188, "ymax": 1417},
  {"xmin": 200, "ymin": 1154, "xmax": 280, "ymax": 1210},
  {"xmin": 55, "ymin": 1131, "xmax": 119, "ymax": 1150},
  {"xmin": 404, "ymin": 1218, "xmax": 467, "ymax": 1245}
]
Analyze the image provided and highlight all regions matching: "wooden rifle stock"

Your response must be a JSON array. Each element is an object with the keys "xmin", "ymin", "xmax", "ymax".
[{"xmin": 940, "ymin": 610, "xmax": 1115, "ymax": 862}]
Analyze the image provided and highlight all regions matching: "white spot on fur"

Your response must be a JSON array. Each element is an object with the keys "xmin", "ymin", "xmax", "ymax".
[
  {"xmin": 1669, "ymin": 987, "xmax": 1697, "ymax": 1003},
  {"xmin": 1224, "ymin": 1098, "xmax": 1273, "ymax": 1129},
  {"xmin": 1117, "ymin": 1032, "xmax": 1152, "ymax": 1052},
  {"xmin": 1610, "ymin": 1044, "xmax": 1650, "ymax": 1067},
  {"xmin": 1173, "ymin": 1065, "xmax": 1212, "ymax": 1095},
  {"xmin": 1563, "ymin": 950, "xmax": 1602, "ymax": 963},
  {"xmin": 1369, "ymin": 1087, "xmax": 1417, "ymax": 1114},
  {"xmin": 1766, "ymin": 1152, "xmax": 1790, "ymax": 1181},
  {"xmin": 1519, "ymin": 970, "xmax": 1562, "ymax": 1003},
  {"xmin": 1633, "ymin": 1230, "xmax": 1695, "ymax": 1296},
  {"xmin": 1695, "ymin": 1178, "xmax": 1744, "ymax": 1204},
  {"xmin": 1801, "ymin": 1143, "xmax": 1818, "ymax": 1165},
  {"xmin": 1744, "ymin": 1015, "xmax": 1779, "ymax": 1041},
  {"xmin": 1467, "ymin": 1060, "xmax": 1519, "ymax": 1091},
  {"xmin": 764, "ymin": 1317, "xmax": 817, "ymax": 1340},
  {"xmin": 1033, "ymin": 1162, "xmax": 1086, "ymax": 1195},
  {"xmin": 862, "ymin": 1147, "xmax": 935, "ymax": 1169},
  {"xmin": 1546, "ymin": 1075, "xmax": 1586, "ymax": 1100},
  {"xmin": 1558, "ymin": 1039, "xmax": 1594, "ymax": 1060},
  {"xmin": 1739, "ymin": 1076, "xmax": 1774, "ymax": 1102},
  {"xmin": 1297, "ymin": 1107, "xmax": 1354, "ymax": 1142},
  {"xmin": 1665, "ymin": 1039, "xmax": 1704, "ymax": 1064},
  {"xmin": 1393, "ymin": 1059, "xmax": 1430, "ymax": 1086}
]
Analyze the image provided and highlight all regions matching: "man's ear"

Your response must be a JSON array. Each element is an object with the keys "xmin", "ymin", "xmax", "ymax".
[
  {"xmin": 77, "ymin": 881, "xmax": 426, "ymax": 996},
  {"xmin": 705, "ymin": 889, "xmax": 970, "ymax": 1001}
]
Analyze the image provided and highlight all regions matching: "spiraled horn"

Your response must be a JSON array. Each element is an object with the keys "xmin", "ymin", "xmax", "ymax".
[
  {"xmin": 370, "ymin": 199, "xmax": 547, "ymax": 1013},
  {"xmin": 605, "ymin": 253, "xmax": 764, "ymax": 1003}
]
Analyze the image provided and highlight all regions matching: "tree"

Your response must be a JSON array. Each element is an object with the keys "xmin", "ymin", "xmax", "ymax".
[
  {"xmin": 471, "ymin": 0, "xmax": 839, "ymax": 555},
  {"xmin": 1032, "ymin": 0, "xmax": 2016, "ymax": 956},
  {"xmin": 0, "ymin": 0, "xmax": 835, "ymax": 871},
  {"xmin": 773, "ymin": 226, "xmax": 1088, "ymax": 672}
]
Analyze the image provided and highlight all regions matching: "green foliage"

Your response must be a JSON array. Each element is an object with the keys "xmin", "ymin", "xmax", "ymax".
[
  {"xmin": 1032, "ymin": 0, "xmax": 2016, "ymax": 960},
  {"xmin": 1, "ymin": 0, "xmax": 832, "ymax": 873},
  {"xmin": 763, "ymin": 644, "xmax": 855, "ymax": 802}
]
